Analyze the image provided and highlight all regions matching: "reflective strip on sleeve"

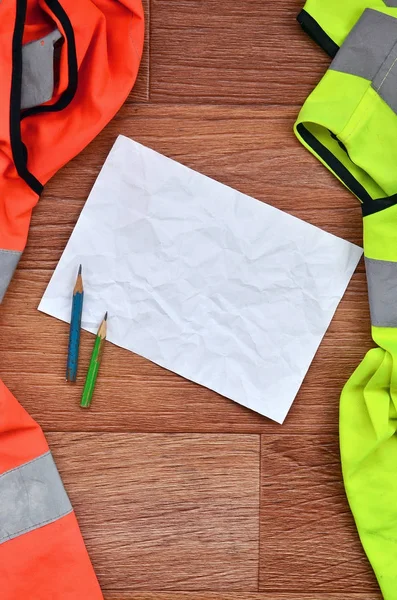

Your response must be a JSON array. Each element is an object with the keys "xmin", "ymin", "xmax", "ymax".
[
  {"xmin": 0, "ymin": 451, "xmax": 72, "ymax": 544},
  {"xmin": 21, "ymin": 29, "xmax": 62, "ymax": 110},
  {"xmin": 330, "ymin": 9, "xmax": 397, "ymax": 81},
  {"xmin": 0, "ymin": 249, "xmax": 21, "ymax": 303},
  {"xmin": 330, "ymin": 9, "xmax": 397, "ymax": 115},
  {"xmin": 365, "ymin": 257, "xmax": 397, "ymax": 327},
  {"xmin": 384, "ymin": 1, "xmax": 397, "ymax": 7}
]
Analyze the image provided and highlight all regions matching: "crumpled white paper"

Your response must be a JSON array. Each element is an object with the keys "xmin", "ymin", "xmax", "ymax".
[{"xmin": 39, "ymin": 135, "xmax": 362, "ymax": 423}]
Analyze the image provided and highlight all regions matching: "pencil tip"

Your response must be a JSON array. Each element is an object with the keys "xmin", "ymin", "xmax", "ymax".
[
  {"xmin": 104, "ymin": 311, "xmax": 108, "ymax": 321},
  {"xmin": 78, "ymin": 264, "xmax": 82, "ymax": 275}
]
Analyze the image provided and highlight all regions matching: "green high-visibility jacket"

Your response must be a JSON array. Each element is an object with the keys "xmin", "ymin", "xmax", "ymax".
[{"xmin": 295, "ymin": 4, "xmax": 397, "ymax": 599}]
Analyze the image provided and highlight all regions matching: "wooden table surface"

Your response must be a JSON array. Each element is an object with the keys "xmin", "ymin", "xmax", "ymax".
[{"xmin": 0, "ymin": 1, "xmax": 381, "ymax": 598}]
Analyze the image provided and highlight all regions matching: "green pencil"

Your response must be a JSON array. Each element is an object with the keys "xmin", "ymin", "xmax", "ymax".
[{"xmin": 80, "ymin": 312, "xmax": 108, "ymax": 409}]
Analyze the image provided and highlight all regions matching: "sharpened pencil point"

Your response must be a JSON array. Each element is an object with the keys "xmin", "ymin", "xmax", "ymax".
[
  {"xmin": 81, "ymin": 310, "xmax": 107, "ymax": 408},
  {"xmin": 104, "ymin": 311, "xmax": 108, "ymax": 321},
  {"xmin": 78, "ymin": 264, "xmax": 82, "ymax": 275}
]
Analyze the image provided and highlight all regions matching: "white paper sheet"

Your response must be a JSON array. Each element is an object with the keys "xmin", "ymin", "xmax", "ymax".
[{"xmin": 39, "ymin": 135, "xmax": 362, "ymax": 423}]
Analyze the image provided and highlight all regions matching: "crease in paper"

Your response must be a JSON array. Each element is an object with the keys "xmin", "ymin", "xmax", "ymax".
[{"xmin": 38, "ymin": 135, "xmax": 363, "ymax": 423}]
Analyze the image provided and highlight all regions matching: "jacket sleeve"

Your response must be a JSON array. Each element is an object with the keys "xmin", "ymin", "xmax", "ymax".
[
  {"xmin": 294, "ymin": 7, "xmax": 397, "ymax": 213},
  {"xmin": 298, "ymin": 0, "xmax": 397, "ymax": 56}
]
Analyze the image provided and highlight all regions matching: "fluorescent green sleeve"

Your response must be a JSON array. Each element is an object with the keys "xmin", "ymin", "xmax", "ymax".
[
  {"xmin": 298, "ymin": 0, "xmax": 397, "ymax": 53},
  {"xmin": 296, "ymin": 4, "xmax": 397, "ymax": 598}
]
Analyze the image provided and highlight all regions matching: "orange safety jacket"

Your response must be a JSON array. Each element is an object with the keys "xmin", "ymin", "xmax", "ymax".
[
  {"xmin": 0, "ymin": 0, "xmax": 145, "ymax": 302},
  {"xmin": 0, "ymin": 1, "xmax": 144, "ymax": 597},
  {"xmin": 0, "ymin": 378, "xmax": 103, "ymax": 598}
]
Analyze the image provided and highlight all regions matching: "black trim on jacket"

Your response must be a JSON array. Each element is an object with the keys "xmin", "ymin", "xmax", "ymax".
[
  {"xmin": 10, "ymin": 0, "xmax": 43, "ymax": 194},
  {"xmin": 10, "ymin": 0, "xmax": 78, "ymax": 195},
  {"xmin": 297, "ymin": 10, "xmax": 339, "ymax": 59},
  {"xmin": 296, "ymin": 123, "xmax": 397, "ymax": 217},
  {"xmin": 22, "ymin": 0, "xmax": 78, "ymax": 119}
]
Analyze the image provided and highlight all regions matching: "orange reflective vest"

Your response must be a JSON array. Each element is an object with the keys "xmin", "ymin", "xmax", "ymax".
[
  {"xmin": 0, "ymin": 0, "xmax": 144, "ymax": 302},
  {"xmin": 0, "ymin": 0, "xmax": 144, "ymax": 597},
  {"xmin": 0, "ymin": 378, "xmax": 104, "ymax": 598}
]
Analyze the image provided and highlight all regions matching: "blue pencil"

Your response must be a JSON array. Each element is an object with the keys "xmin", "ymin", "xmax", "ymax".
[{"xmin": 66, "ymin": 265, "xmax": 84, "ymax": 382}]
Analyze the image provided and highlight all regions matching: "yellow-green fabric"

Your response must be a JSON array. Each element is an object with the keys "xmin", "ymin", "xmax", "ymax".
[
  {"xmin": 295, "ymin": 5, "xmax": 397, "ymax": 599},
  {"xmin": 340, "ymin": 206, "xmax": 397, "ymax": 599},
  {"xmin": 295, "ymin": 8, "xmax": 397, "ymax": 211},
  {"xmin": 298, "ymin": 0, "xmax": 397, "ymax": 55},
  {"xmin": 296, "ymin": 72, "xmax": 397, "ymax": 205}
]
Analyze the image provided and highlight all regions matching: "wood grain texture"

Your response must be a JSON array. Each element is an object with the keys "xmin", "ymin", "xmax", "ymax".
[
  {"xmin": 260, "ymin": 435, "xmax": 381, "ymax": 596},
  {"xmin": 22, "ymin": 105, "xmax": 364, "ymax": 270},
  {"xmin": 150, "ymin": 0, "xmax": 330, "ymax": 105},
  {"xmin": 0, "ymin": 105, "xmax": 370, "ymax": 435},
  {"xmin": 48, "ymin": 433, "xmax": 259, "ymax": 591},
  {"xmin": 0, "ymin": 266, "xmax": 370, "ymax": 435},
  {"xmin": 0, "ymin": 0, "xmax": 379, "ymax": 596},
  {"xmin": 105, "ymin": 595, "xmax": 380, "ymax": 600}
]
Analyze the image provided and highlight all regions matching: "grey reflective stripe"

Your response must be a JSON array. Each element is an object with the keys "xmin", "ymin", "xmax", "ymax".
[
  {"xmin": 330, "ymin": 9, "xmax": 397, "ymax": 81},
  {"xmin": 21, "ymin": 29, "xmax": 62, "ymax": 110},
  {"xmin": 365, "ymin": 257, "xmax": 397, "ymax": 327},
  {"xmin": 0, "ymin": 249, "xmax": 21, "ymax": 303},
  {"xmin": 0, "ymin": 451, "xmax": 72, "ymax": 544},
  {"xmin": 384, "ymin": 1, "xmax": 397, "ymax": 6},
  {"xmin": 373, "ymin": 43, "xmax": 397, "ymax": 114},
  {"xmin": 330, "ymin": 9, "xmax": 397, "ymax": 115}
]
